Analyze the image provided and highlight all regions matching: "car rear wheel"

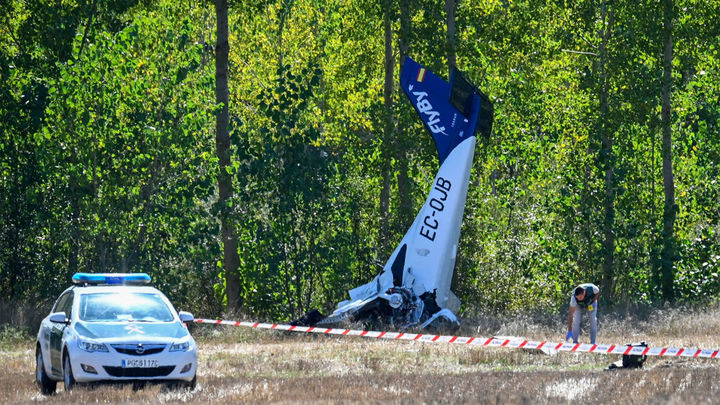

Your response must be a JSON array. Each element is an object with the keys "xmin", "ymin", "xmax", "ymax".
[
  {"xmin": 63, "ymin": 352, "xmax": 75, "ymax": 391},
  {"xmin": 36, "ymin": 348, "xmax": 56, "ymax": 395}
]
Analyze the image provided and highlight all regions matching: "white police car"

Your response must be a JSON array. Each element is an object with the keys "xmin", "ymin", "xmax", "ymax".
[{"xmin": 35, "ymin": 273, "xmax": 197, "ymax": 394}]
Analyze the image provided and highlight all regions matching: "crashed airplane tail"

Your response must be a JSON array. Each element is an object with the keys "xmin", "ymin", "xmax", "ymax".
[{"xmin": 304, "ymin": 57, "xmax": 493, "ymax": 330}]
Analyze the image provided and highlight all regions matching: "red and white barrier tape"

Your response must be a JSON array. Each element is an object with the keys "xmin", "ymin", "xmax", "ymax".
[{"xmin": 194, "ymin": 318, "xmax": 719, "ymax": 359}]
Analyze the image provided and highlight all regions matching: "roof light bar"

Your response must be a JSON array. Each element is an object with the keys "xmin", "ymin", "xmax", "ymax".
[{"xmin": 72, "ymin": 273, "xmax": 152, "ymax": 286}]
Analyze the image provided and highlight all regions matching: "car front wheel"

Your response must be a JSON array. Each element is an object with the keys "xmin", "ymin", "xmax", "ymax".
[
  {"xmin": 63, "ymin": 352, "xmax": 75, "ymax": 391},
  {"xmin": 186, "ymin": 374, "xmax": 197, "ymax": 390},
  {"xmin": 36, "ymin": 348, "xmax": 56, "ymax": 395}
]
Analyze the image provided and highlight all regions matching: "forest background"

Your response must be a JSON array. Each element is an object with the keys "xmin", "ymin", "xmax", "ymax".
[{"xmin": 1, "ymin": 0, "xmax": 719, "ymax": 328}]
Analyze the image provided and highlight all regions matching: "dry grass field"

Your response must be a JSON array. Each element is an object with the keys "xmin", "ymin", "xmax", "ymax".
[{"xmin": 2, "ymin": 305, "xmax": 719, "ymax": 404}]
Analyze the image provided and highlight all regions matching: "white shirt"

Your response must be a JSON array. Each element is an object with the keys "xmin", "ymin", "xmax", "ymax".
[{"xmin": 569, "ymin": 283, "xmax": 599, "ymax": 308}]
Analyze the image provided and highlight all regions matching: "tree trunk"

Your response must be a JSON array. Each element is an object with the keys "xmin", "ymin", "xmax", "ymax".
[
  {"xmin": 660, "ymin": 0, "xmax": 676, "ymax": 302},
  {"xmin": 379, "ymin": 0, "xmax": 394, "ymax": 253},
  {"xmin": 76, "ymin": 0, "xmax": 98, "ymax": 60},
  {"xmin": 215, "ymin": 0, "xmax": 241, "ymax": 310},
  {"xmin": 598, "ymin": 0, "xmax": 615, "ymax": 301},
  {"xmin": 445, "ymin": 0, "xmax": 461, "ymax": 292},
  {"xmin": 396, "ymin": 0, "xmax": 412, "ymax": 230},
  {"xmin": 445, "ymin": 0, "xmax": 457, "ymax": 78}
]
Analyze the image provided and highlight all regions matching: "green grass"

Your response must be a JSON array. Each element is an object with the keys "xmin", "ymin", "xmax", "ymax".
[{"xmin": 0, "ymin": 324, "xmax": 31, "ymax": 351}]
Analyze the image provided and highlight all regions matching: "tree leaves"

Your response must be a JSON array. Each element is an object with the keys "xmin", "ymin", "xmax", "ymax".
[{"xmin": 1, "ymin": 0, "xmax": 718, "ymax": 321}]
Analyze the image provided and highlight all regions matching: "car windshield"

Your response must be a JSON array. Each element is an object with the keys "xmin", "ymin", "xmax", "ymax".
[{"xmin": 79, "ymin": 292, "xmax": 175, "ymax": 322}]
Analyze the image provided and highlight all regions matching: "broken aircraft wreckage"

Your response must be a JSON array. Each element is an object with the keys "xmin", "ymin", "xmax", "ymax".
[{"xmin": 297, "ymin": 57, "xmax": 494, "ymax": 331}]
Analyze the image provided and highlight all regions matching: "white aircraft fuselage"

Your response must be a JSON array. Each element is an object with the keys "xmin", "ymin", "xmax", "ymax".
[{"xmin": 310, "ymin": 57, "xmax": 492, "ymax": 330}]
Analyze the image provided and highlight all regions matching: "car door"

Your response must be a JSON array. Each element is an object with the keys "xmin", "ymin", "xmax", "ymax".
[{"xmin": 49, "ymin": 292, "xmax": 73, "ymax": 375}]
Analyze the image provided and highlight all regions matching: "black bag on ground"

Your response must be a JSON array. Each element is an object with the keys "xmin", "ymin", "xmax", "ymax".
[{"xmin": 607, "ymin": 341, "xmax": 648, "ymax": 370}]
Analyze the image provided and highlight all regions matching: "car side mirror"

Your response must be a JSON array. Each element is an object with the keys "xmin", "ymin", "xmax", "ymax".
[
  {"xmin": 49, "ymin": 312, "xmax": 68, "ymax": 324},
  {"xmin": 178, "ymin": 311, "xmax": 194, "ymax": 323}
]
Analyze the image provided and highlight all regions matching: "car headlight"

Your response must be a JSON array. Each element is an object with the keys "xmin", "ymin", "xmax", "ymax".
[
  {"xmin": 169, "ymin": 341, "xmax": 191, "ymax": 352},
  {"xmin": 78, "ymin": 339, "xmax": 109, "ymax": 352}
]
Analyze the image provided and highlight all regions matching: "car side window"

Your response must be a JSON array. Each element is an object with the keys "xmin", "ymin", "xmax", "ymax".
[
  {"xmin": 56, "ymin": 292, "xmax": 74, "ymax": 319},
  {"xmin": 52, "ymin": 293, "xmax": 69, "ymax": 314}
]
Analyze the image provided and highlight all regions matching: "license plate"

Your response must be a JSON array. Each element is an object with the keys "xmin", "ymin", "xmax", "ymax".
[{"xmin": 122, "ymin": 359, "xmax": 159, "ymax": 368}]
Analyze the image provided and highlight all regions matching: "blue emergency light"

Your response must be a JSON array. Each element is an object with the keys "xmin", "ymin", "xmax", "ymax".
[{"xmin": 72, "ymin": 273, "xmax": 152, "ymax": 286}]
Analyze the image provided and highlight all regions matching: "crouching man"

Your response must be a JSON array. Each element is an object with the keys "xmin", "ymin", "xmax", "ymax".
[{"xmin": 566, "ymin": 283, "xmax": 599, "ymax": 344}]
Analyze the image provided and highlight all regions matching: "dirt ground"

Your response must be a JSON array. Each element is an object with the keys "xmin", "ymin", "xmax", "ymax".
[{"xmin": 4, "ymin": 312, "xmax": 720, "ymax": 405}]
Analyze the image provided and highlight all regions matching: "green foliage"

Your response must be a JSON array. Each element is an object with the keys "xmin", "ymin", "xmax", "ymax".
[
  {"xmin": 0, "ymin": 0, "xmax": 718, "ymax": 326},
  {"xmin": 0, "ymin": 324, "xmax": 30, "ymax": 351},
  {"xmin": 1, "ymin": 1, "xmax": 223, "ymax": 315}
]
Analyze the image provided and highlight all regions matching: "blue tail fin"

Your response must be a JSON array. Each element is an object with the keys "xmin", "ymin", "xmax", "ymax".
[{"xmin": 400, "ymin": 57, "xmax": 493, "ymax": 164}]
